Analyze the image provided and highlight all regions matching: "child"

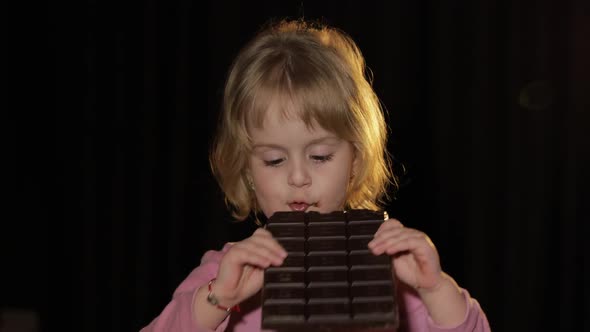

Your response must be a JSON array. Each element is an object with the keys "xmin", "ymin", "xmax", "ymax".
[{"xmin": 141, "ymin": 19, "xmax": 490, "ymax": 332}]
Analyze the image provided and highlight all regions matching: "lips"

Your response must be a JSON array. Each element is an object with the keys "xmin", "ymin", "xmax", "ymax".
[{"xmin": 288, "ymin": 202, "xmax": 315, "ymax": 212}]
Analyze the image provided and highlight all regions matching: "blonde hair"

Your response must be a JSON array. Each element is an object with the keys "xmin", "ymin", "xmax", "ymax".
[{"xmin": 210, "ymin": 19, "xmax": 396, "ymax": 220}]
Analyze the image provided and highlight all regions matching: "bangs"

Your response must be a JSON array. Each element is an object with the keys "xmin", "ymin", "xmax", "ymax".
[{"xmin": 243, "ymin": 52, "xmax": 354, "ymax": 138}]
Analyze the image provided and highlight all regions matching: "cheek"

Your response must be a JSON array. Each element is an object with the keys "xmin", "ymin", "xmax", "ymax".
[
  {"xmin": 317, "ymin": 166, "xmax": 352, "ymax": 210},
  {"xmin": 251, "ymin": 169, "xmax": 282, "ymax": 198},
  {"xmin": 331, "ymin": 179, "xmax": 349, "ymax": 205},
  {"xmin": 326, "ymin": 158, "xmax": 353, "ymax": 183},
  {"xmin": 252, "ymin": 179, "xmax": 283, "ymax": 217}
]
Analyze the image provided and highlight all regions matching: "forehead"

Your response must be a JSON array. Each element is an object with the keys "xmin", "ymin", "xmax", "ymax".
[
  {"xmin": 249, "ymin": 103, "xmax": 336, "ymax": 145},
  {"xmin": 250, "ymin": 109, "xmax": 342, "ymax": 150},
  {"xmin": 249, "ymin": 94, "xmax": 307, "ymax": 129},
  {"xmin": 243, "ymin": 83, "xmax": 356, "ymax": 151},
  {"xmin": 243, "ymin": 69, "xmax": 350, "ymax": 135}
]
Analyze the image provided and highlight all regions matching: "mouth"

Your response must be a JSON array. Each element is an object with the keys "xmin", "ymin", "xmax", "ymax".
[{"xmin": 288, "ymin": 202, "xmax": 317, "ymax": 212}]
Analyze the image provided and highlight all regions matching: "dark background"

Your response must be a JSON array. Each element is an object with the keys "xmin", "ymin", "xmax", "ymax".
[{"xmin": 9, "ymin": 0, "xmax": 588, "ymax": 331}]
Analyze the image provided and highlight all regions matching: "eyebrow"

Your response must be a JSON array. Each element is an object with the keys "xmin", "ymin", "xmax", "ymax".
[{"xmin": 252, "ymin": 136, "xmax": 341, "ymax": 150}]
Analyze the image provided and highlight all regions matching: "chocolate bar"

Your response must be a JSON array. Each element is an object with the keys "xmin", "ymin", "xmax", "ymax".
[{"xmin": 261, "ymin": 209, "xmax": 398, "ymax": 331}]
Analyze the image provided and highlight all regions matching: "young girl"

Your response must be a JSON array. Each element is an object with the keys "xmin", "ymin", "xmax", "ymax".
[{"xmin": 141, "ymin": 19, "xmax": 490, "ymax": 332}]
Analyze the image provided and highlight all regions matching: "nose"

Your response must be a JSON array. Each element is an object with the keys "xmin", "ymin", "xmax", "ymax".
[{"xmin": 287, "ymin": 159, "xmax": 311, "ymax": 188}]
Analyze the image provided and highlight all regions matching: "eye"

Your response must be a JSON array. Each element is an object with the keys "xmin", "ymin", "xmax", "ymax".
[
  {"xmin": 264, "ymin": 158, "xmax": 285, "ymax": 167},
  {"xmin": 310, "ymin": 154, "xmax": 334, "ymax": 163}
]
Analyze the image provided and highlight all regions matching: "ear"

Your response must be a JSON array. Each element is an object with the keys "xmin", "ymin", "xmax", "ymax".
[{"xmin": 244, "ymin": 171, "xmax": 256, "ymax": 191}]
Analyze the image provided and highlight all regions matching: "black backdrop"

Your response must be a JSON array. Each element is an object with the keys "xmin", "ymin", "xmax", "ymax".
[{"xmin": 10, "ymin": 0, "xmax": 589, "ymax": 331}]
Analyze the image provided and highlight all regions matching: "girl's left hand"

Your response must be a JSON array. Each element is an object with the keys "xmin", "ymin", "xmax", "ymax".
[{"xmin": 368, "ymin": 219, "xmax": 443, "ymax": 292}]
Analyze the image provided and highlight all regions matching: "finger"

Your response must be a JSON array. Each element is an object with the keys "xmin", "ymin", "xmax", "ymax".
[
  {"xmin": 370, "ymin": 230, "xmax": 425, "ymax": 255},
  {"xmin": 252, "ymin": 227, "xmax": 274, "ymax": 238},
  {"xmin": 235, "ymin": 240, "xmax": 286, "ymax": 266},
  {"xmin": 251, "ymin": 228, "xmax": 288, "ymax": 257},
  {"xmin": 239, "ymin": 266, "xmax": 265, "ymax": 297},
  {"xmin": 372, "ymin": 224, "xmax": 409, "ymax": 243},
  {"xmin": 369, "ymin": 227, "xmax": 417, "ymax": 251},
  {"xmin": 248, "ymin": 234, "xmax": 288, "ymax": 259},
  {"xmin": 381, "ymin": 233, "xmax": 435, "ymax": 258},
  {"xmin": 227, "ymin": 243, "xmax": 279, "ymax": 268},
  {"xmin": 217, "ymin": 255, "xmax": 266, "ymax": 292},
  {"xmin": 373, "ymin": 219, "xmax": 404, "ymax": 237},
  {"xmin": 250, "ymin": 232, "xmax": 287, "ymax": 255}
]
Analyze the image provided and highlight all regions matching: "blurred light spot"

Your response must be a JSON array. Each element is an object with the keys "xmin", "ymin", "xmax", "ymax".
[{"xmin": 518, "ymin": 80, "xmax": 553, "ymax": 111}]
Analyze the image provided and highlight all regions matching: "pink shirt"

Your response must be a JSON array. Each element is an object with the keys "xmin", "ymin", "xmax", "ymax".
[{"xmin": 141, "ymin": 244, "xmax": 490, "ymax": 332}]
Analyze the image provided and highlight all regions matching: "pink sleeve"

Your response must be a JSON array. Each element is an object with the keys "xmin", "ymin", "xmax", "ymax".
[
  {"xmin": 427, "ymin": 290, "xmax": 490, "ymax": 332},
  {"xmin": 140, "ymin": 244, "xmax": 233, "ymax": 332},
  {"xmin": 401, "ymin": 283, "xmax": 491, "ymax": 332}
]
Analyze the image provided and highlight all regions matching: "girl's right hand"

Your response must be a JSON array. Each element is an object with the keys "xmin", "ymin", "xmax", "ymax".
[{"xmin": 210, "ymin": 228, "xmax": 287, "ymax": 307}]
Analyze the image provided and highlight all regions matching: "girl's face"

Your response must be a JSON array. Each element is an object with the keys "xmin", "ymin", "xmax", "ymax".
[{"xmin": 248, "ymin": 108, "xmax": 357, "ymax": 218}]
